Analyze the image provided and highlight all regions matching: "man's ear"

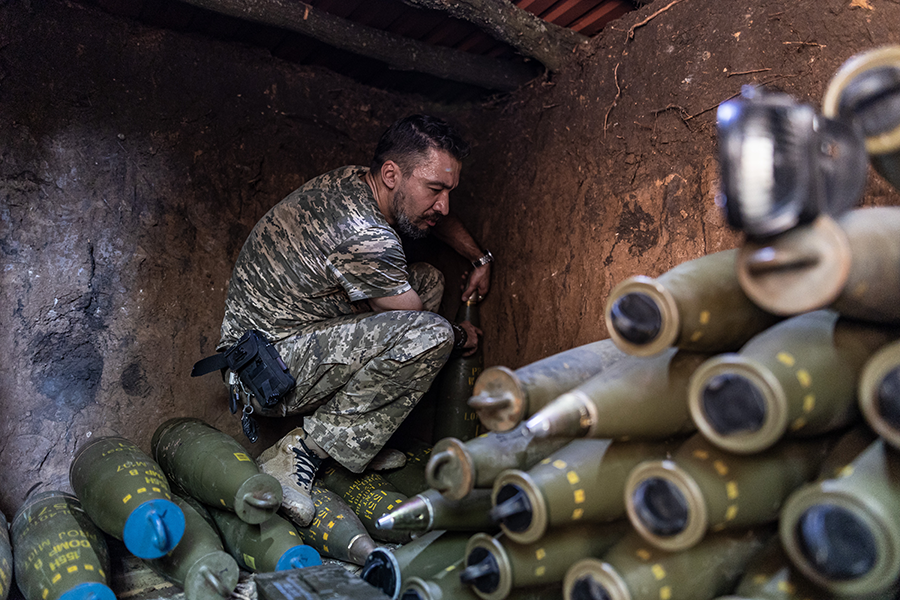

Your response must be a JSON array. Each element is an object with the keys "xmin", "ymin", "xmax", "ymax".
[{"xmin": 381, "ymin": 160, "xmax": 401, "ymax": 190}]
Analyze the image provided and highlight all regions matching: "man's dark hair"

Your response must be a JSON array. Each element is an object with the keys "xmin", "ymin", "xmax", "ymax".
[{"xmin": 370, "ymin": 114, "xmax": 471, "ymax": 174}]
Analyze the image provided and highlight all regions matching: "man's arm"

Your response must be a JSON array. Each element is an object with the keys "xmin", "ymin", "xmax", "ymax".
[
  {"xmin": 369, "ymin": 288, "xmax": 423, "ymax": 312},
  {"xmin": 431, "ymin": 214, "xmax": 492, "ymax": 302}
]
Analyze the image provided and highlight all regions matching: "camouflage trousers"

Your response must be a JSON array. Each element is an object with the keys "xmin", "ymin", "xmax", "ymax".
[{"xmin": 258, "ymin": 263, "xmax": 453, "ymax": 473}]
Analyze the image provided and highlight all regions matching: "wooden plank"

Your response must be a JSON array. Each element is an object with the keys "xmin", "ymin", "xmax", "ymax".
[
  {"xmin": 570, "ymin": 0, "xmax": 632, "ymax": 35},
  {"xmin": 515, "ymin": 0, "xmax": 556, "ymax": 14},
  {"xmin": 514, "ymin": 0, "xmax": 560, "ymax": 17},
  {"xmin": 543, "ymin": 0, "xmax": 596, "ymax": 26}
]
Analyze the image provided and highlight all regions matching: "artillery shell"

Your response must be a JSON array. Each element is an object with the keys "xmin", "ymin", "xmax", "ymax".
[{"xmin": 69, "ymin": 436, "xmax": 185, "ymax": 558}]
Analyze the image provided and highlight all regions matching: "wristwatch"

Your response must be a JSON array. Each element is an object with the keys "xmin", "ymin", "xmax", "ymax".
[{"xmin": 471, "ymin": 250, "xmax": 494, "ymax": 268}]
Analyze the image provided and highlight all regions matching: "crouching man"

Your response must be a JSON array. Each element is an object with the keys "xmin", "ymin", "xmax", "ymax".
[{"xmin": 216, "ymin": 115, "xmax": 492, "ymax": 525}]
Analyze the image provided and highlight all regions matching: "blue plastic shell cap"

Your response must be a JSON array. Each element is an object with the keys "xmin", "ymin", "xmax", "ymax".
[
  {"xmin": 123, "ymin": 498, "xmax": 186, "ymax": 559},
  {"xmin": 276, "ymin": 545, "xmax": 322, "ymax": 571},
  {"xmin": 59, "ymin": 582, "xmax": 117, "ymax": 600}
]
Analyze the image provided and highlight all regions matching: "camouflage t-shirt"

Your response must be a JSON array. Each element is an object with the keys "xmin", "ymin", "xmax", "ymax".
[{"xmin": 218, "ymin": 166, "xmax": 410, "ymax": 348}]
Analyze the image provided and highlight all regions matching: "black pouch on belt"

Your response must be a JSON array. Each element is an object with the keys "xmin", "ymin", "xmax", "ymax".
[{"xmin": 191, "ymin": 330, "xmax": 295, "ymax": 408}]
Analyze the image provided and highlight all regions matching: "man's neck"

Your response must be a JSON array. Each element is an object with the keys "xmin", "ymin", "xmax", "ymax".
[{"xmin": 362, "ymin": 169, "xmax": 395, "ymax": 225}]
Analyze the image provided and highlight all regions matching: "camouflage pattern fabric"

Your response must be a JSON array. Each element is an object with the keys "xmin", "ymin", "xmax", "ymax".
[
  {"xmin": 219, "ymin": 167, "xmax": 452, "ymax": 472},
  {"xmin": 252, "ymin": 263, "xmax": 451, "ymax": 472},
  {"xmin": 219, "ymin": 166, "xmax": 410, "ymax": 348}
]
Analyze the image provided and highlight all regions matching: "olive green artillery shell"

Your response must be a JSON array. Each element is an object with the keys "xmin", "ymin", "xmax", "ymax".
[
  {"xmin": 11, "ymin": 491, "xmax": 111, "ymax": 600},
  {"xmin": 526, "ymin": 349, "xmax": 708, "ymax": 440},
  {"xmin": 822, "ymin": 46, "xmax": 900, "ymax": 194},
  {"xmin": 736, "ymin": 209, "xmax": 900, "ymax": 323},
  {"xmin": 605, "ymin": 249, "xmax": 781, "ymax": 357},
  {"xmin": 720, "ymin": 537, "xmax": 896, "ymax": 600},
  {"xmin": 426, "ymin": 423, "xmax": 572, "ymax": 501},
  {"xmin": 464, "ymin": 522, "xmax": 629, "ymax": 600},
  {"xmin": 495, "ymin": 439, "xmax": 676, "ymax": 544},
  {"xmin": 816, "ymin": 425, "xmax": 878, "ymax": 481},
  {"xmin": 208, "ymin": 506, "xmax": 305, "ymax": 573},
  {"xmin": 779, "ymin": 438, "xmax": 900, "ymax": 597},
  {"xmin": 470, "ymin": 338, "xmax": 627, "ymax": 433},
  {"xmin": 859, "ymin": 339, "xmax": 900, "ymax": 449},
  {"xmin": 405, "ymin": 563, "xmax": 564, "ymax": 600},
  {"xmin": 433, "ymin": 300, "xmax": 483, "ymax": 443},
  {"xmin": 625, "ymin": 434, "xmax": 829, "ymax": 552},
  {"xmin": 68, "ymin": 436, "xmax": 177, "ymax": 540},
  {"xmin": 294, "ymin": 486, "xmax": 376, "ymax": 566},
  {"xmin": 688, "ymin": 310, "xmax": 898, "ymax": 454},
  {"xmin": 402, "ymin": 559, "xmax": 479, "ymax": 600},
  {"xmin": 362, "ymin": 530, "xmax": 470, "ymax": 599},
  {"xmin": 830, "ymin": 208, "xmax": 900, "ymax": 323},
  {"xmin": 564, "ymin": 529, "xmax": 766, "ymax": 600},
  {"xmin": 317, "ymin": 464, "xmax": 411, "ymax": 544},
  {"xmin": 151, "ymin": 418, "xmax": 282, "ymax": 524},
  {"xmin": 145, "ymin": 495, "xmax": 238, "ymax": 600},
  {"xmin": 380, "ymin": 439, "xmax": 433, "ymax": 497},
  {"xmin": 0, "ymin": 510, "xmax": 12, "ymax": 600},
  {"xmin": 379, "ymin": 488, "xmax": 494, "ymax": 533}
]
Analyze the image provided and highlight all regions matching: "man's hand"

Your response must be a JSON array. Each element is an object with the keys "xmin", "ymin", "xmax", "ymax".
[
  {"xmin": 461, "ymin": 263, "xmax": 491, "ymax": 303},
  {"xmin": 459, "ymin": 319, "xmax": 483, "ymax": 357}
]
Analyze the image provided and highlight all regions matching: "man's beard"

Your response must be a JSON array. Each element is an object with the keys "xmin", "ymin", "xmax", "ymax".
[
  {"xmin": 395, "ymin": 211, "xmax": 429, "ymax": 239},
  {"xmin": 392, "ymin": 187, "xmax": 438, "ymax": 240}
]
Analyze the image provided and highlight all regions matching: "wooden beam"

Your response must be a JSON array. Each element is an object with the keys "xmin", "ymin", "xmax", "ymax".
[
  {"xmin": 176, "ymin": 0, "xmax": 539, "ymax": 91},
  {"xmin": 398, "ymin": 0, "xmax": 588, "ymax": 71}
]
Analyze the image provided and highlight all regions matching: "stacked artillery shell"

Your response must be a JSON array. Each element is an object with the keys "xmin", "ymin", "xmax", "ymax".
[
  {"xmin": 361, "ymin": 530, "xmax": 470, "ymax": 599},
  {"xmin": 624, "ymin": 434, "xmax": 829, "ymax": 552},
  {"xmin": 563, "ymin": 529, "xmax": 766, "ymax": 600},
  {"xmin": 144, "ymin": 495, "xmax": 239, "ymax": 600},
  {"xmin": 492, "ymin": 439, "xmax": 676, "ymax": 544},
  {"xmin": 779, "ymin": 438, "xmax": 900, "ymax": 597},
  {"xmin": 604, "ymin": 249, "xmax": 780, "ymax": 357},
  {"xmin": 461, "ymin": 523, "xmax": 629, "ymax": 600},
  {"xmin": 403, "ymin": 562, "xmax": 562, "ymax": 600},
  {"xmin": 524, "ymin": 349, "xmax": 708, "ymax": 440},
  {"xmin": 468, "ymin": 338, "xmax": 627, "ymax": 433},
  {"xmin": 0, "ymin": 510, "xmax": 11, "ymax": 600},
  {"xmin": 713, "ymin": 537, "xmax": 896, "ymax": 600},
  {"xmin": 433, "ymin": 299, "xmax": 484, "ymax": 442},
  {"xmin": 318, "ymin": 464, "xmax": 411, "ymax": 544},
  {"xmin": 151, "ymin": 418, "xmax": 282, "ymax": 524},
  {"xmin": 69, "ymin": 436, "xmax": 185, "ymax": 558},
  {"xmin": 425, "ymin": 423, "xmax": 572, "ymax": 501},
  {"xmin": 823, "ymin": 45, "xmax": 900, "ymax": 194},
  {"xmin": 208, "ymin": 506, "xmax": 320, "ymax": 572},
  {"xmin": 402, "ymin": 559, "xmax": 479, "ymax": 600},
  {"xmin": 381, "ymin": 438, "xmax": 433, "ymax": 496},
  {"xmin": 859, "ymin": 339, "xmax": 900, "ymax": 448},
  {"xmin": 688, "ymin": 310, "xmax": 897, "ymax": 454},
  {"xmin": 11, "ymin": 491, "xmax": 114, "ymax": 600},
  {"xmin": 293, "ymin": 486, "xmax": 376, "ymax": 566},
  {"xmin": 377, "ymin": 488, "xmax": 494, "ymax": 533},
  {"xmin": 736, "ymin": 208, "xmax": 900, "ymax": 322}
]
